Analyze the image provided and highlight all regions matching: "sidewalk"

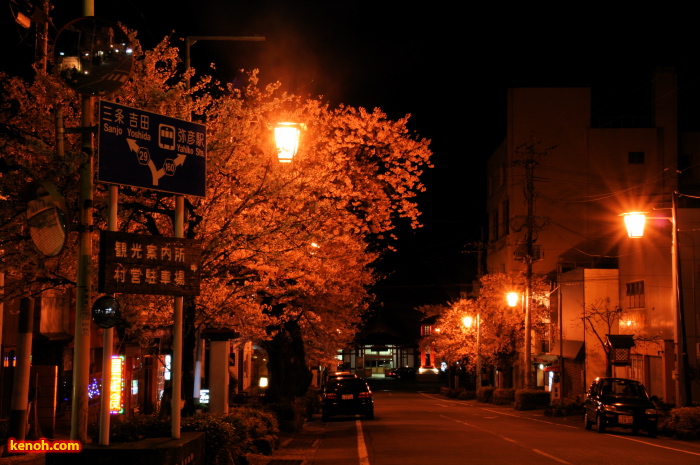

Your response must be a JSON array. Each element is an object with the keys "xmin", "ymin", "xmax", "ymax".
[
  {"xmin": 245, "ymin": 420, "xmax": 326, "ymax": 465},
  {"xmin": 0, "ymin": 451, "xmax": 45, "ymax": 465}
]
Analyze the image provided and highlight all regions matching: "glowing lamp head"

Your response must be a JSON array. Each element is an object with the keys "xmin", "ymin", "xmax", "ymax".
[
  {"xmin": 463, "ymin": 316, "xmax": 474, "ymax": 328},
  {"xmin": 506, "ymin": 292, "xmax": 519, "ymax": 307},
  {"xmin": 622, "ymin": 212, "xmax": 646, "ymax": 238},
  {"xmin": 274, "ymin": 122, "xmax": 301, "ymax": 163}
]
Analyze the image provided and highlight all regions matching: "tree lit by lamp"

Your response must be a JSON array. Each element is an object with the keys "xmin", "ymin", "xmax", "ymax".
[{"xmin": 274, "ymin": 122, "xmax": 302, "ymax": 162}]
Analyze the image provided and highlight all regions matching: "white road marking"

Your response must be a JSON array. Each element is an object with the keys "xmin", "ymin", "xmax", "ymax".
[
  {"xmin": 356, "ymin": 420, "xmax": 370, "ymax": 465},
  {"xmin": 441, "ymin": 414, "xmax": 573, "ymax": 465},
  {"xmin": 607, "ymin": 433, "xmax": 700, "ymax": 457},
  {"xmin": 532, "ymin": 448, "xmax": 572, "ymax": 464},
  {"xmin": 424, "ymin": 393, "xmax": 700, "ymax": 458}
]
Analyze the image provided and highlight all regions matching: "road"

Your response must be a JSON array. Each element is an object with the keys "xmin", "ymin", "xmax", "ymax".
[{"xmin": 311, "ymin": 390, "xmax": 700, "ymax": 465}]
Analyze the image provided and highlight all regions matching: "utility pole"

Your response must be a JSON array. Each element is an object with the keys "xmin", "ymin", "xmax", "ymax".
[
  {"xmin": 464, "ymin": 237, "xmax": 487, "ymax": 280},
  {"xmin": 520, "ymin": 154, "xmax": 536, "ymax": 390},
  {"xmin": 513, "ymin": 138, "xmax": 554, "ymax": 389}
]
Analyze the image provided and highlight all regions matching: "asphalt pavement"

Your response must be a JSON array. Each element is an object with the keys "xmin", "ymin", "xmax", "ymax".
[
  {"xmin": 244, "ymin": 376, "xmax": 700, "ymax": 465},
  {"xmin": 6, "ymin": 377, "xmax": 694, "ymax": 465}
]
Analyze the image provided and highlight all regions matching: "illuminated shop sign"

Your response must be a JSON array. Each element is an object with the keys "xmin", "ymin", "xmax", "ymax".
[{"xmin": 110, "ymin": 355, "xmax": 124, "ymax": 414}]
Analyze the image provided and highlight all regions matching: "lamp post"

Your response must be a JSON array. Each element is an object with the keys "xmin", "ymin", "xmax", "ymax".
[
  {"xmin": 178, "ymin": 33, "xmax": 300, "ymax": 435},
  {"xmin": 622, "ymin": 191, "xmax": 692, "ymax": 406},
  {"xmin": 463, "ymin": 315, "xmax": 481, "ymax": 388},
  {"xmin": 507, "ymin": 290, "xmax": 532, "ymax": 389},
  {"xmin": 182, "ymin": 35, "xmax": 264, "ymax": 424}
]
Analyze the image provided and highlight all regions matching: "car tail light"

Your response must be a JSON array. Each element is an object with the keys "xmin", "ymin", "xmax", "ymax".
[
  {"xmin": 324, "ymin": 393, "xmax": 338, "ymax": 400},
  {"xmin": 358, "ymin": 392, "xmax": 372, "ymax": 399}
]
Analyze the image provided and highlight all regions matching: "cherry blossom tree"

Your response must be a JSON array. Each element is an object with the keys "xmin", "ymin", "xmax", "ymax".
[
  {"xmin": 0, "ymin": 29, "xmax": 432, "ymax": 408},
  {"xmin": 429, "ymin": 273, "xmax": 551, "ymax": 388}
]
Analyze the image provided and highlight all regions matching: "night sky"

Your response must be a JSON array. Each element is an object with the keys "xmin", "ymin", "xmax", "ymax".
[{"xmin": 4, "ymin": 1, "xmax": 700, "ymax": 313}]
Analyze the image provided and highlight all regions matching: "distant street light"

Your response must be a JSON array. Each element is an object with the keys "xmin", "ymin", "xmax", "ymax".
[
  {"xmin": 506, "ymin": 292, "xmax": 519, "ymax": 308},
  {"xmin": 463, "ymin": 314, "xmax": 481, "ymax": 388}
]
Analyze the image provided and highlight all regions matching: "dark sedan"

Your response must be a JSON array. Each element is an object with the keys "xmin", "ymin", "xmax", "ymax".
[
  {"xmin": 386, "ymin": 366, "xmax": 416, "ymax": 380},
  {"xmin": 321, "ymin": 377, "xmax": 374, "ymax": 421},
  {"xmin": 583, "ymin": 377, "xmax": 659, "ymax": 437}
]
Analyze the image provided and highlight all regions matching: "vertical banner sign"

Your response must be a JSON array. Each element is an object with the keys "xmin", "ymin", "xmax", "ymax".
[
  {"xmin": 97, "ymin": 101, "xmax": 207, "ymax": 197},
  {"xmin": 109, "ymin": 355, "xmax": 124, "ymax": 414}
]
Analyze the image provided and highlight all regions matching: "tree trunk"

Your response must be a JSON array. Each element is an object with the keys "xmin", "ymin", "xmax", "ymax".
[
  {"xmin": 604, "ymin": 348, "xmax": 612, "ymax": 377},
  {"xmin": 497, "ymin": 353, "xmax": 515, "ymax": 388},
  {"xmin": 261, "ymin": 320, "xmax": 312, "ymax": 405}
]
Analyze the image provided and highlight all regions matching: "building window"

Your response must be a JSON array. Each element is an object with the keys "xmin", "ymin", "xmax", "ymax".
[
  {"xmin": 490, "ymin": 209, "xmax": 498, "ymax": 241},
  {"xmin": 628, "ymin": 151, "xmax": 645, "ymax": 164},
  {"xmin": 629, "ymin": 355, "xmax": 644, "ymax": 382},
  {"xmin": 626, "ymin": 280, "xmax": 645, "ymax": 308},
  {"xmin": 537, "ymin": 325, "xmax": 551, "ymax": 354},
  {"xmin": 501, "ymin": 200, "xmax": 510, "ymax": 236}
]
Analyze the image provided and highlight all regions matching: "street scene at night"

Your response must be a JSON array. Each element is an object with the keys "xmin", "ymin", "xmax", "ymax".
[{"xmin": 1, "ymin": 1, "xmax": 700, "ymax": 464}]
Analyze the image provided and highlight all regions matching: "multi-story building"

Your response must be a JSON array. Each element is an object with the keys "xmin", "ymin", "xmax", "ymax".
[{"xmin": 485, "ymin": 68, "xmax": 699, "ymax": 405}]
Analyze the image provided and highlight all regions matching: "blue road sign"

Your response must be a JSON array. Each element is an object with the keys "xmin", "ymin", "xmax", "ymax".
[{"xmin": 98, "ymin": 101, "xmax": 207, "ymax": 197}]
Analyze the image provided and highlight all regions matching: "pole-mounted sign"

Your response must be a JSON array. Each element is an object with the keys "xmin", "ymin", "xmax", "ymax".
[
  {"xmin": 99, "ymin": 231, "xmax": 202, "ymax": 296},
  {"xmin": 97, "ymin": 101, "xmax": 207, "ymax": 197}
]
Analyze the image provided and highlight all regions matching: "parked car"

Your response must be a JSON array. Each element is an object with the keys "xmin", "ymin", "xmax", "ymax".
[
  {"xmin": 583, "ymin": 377, "xmax": 659, "ymax": 437},
  {"xmin": 321, "ymin": 377, "xmax": 374, "ymax": 421},
  {"xmin": 327, "ymin": 371, "xmax": 357, "ymax": 380},
  {"xmin": 323, "ymin": 371, "xmax": 357, "ymax": 389},
  {"xmin": 386, "ymin": 366, "xmax": 416, "ymax": 380}
]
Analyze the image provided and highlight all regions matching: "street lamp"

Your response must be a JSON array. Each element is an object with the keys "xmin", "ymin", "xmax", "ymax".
[
  {"xmin": 622, "ymin": 212, "xmax": 646, "ymax": 238},
  {"xmin": 463, "ymin": 314, "xmax": 481, "ymax": 388},
  {"xmin": 622, "ymin": 191, "xmax": 692, "ymax": 406},
  {"xmin": 275, "ymin": 122, "xmax": 303, "ymax": 162},
  {"xmin": 506, "ymin": 292, "xmax": 519, "ymax": 308}
]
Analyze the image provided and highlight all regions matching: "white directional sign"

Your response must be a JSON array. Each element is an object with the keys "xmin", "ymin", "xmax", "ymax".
[{"xmin": 98, "ymin": 101, "xmax": 206, "ymax": 197}]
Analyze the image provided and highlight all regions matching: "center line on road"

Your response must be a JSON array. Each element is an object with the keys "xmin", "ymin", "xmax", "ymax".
[{"xmin": 533, "ymin": 448, "xmax": 572, "ymax": 464}]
